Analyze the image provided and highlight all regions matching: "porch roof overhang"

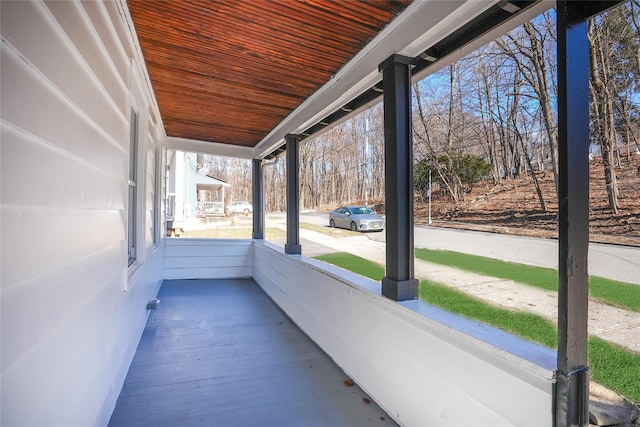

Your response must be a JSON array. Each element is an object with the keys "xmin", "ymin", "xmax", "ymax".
[
  {"xmin": 127, "ymin": 0, "xmax": 552, "ymax": 160},
  {"xmin": 193, "ymin": 174, "xmax": 230, "ymax": 187}
]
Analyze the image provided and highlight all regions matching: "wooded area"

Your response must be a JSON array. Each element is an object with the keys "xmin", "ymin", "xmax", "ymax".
[{"xmin": 204, "ymin": 2, "xmax": 639, "ymax": 223}]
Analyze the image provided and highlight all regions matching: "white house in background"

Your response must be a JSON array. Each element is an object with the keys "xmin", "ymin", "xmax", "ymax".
[{"xmin": 166, "ymin": 150, "xmax": 229, "ymax": 231}]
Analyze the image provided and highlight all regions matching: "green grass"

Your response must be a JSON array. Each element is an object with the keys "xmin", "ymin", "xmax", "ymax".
[
  {"xmin": 300, "ymin": 223, "xmax": 361, "ymax": 237},
  {"xmin": 314, "ymin": 253, "xmax": 385, "ymax": 280},
  {"xmin": 589, "ymin": 276, "xmax": 640, "ymax": 311},
  {"xmin": 181, "ymin": 226, "xmax": 287, "ymax": 239},
  {"xmin": 589, "ymin": 337, "xmax": 640, "ymax": 403},
  {"xmin": 418, "ymin": 280, "xmax": 559, "ymax": 348},
  {"xmin": 314, "ymin": 251, "xmax": 640, "ymax": 403},
  {"xmin": 414, "ymin": 248, "xmax": 640, "ymax": 312}
]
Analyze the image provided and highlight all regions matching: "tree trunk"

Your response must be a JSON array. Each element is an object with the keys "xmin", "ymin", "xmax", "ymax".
[
  {"xmin": 497, "ymin": 19, "xmax": 560, "ymax": 202},
  {"xmin": 523, "ymin": 22, "xmax": 560, "ymax": 203},
  {"xmin": 514, "ymin": 116, "xmax": 547, "ymax": 211},
  {"xmin": 588, "ymin": 19, "xmax": 620, "ymax": 214}
]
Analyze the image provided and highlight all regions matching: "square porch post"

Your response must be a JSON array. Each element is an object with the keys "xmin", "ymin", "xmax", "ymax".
[
  {"xmin": 252, "ymin": 158, "xmax": 264, "ymax": 239},
  {"xmin": 379, "ymin": 54, "xmax": 418, "ymax": 301},
  {"xmin": 555, "ymin": 2, "xmax": 590, "ymax": 425},
  {"xmin": 285, "ymin": 134, "xmax": 302, "ymax": 254}
]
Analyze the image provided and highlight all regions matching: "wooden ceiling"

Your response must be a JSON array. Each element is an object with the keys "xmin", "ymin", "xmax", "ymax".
[{"xmin": 127, "ymin": 0, "xmax": 412, "ymax": 148}]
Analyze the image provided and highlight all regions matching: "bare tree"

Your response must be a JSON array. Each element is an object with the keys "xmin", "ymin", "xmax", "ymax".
[
  {"xmin": 496, "ymin": 14, "xmax": 560, "ymax": 202},
  {"xmin": 414, "ymin": 65, "xmax": 469, "ymax": 201},
  {"xmin": 588, "ymin": 17, "xmax": 620, "ymax": 213},
  {"xmin": 201, "ymin": 4, "xmax": 638, "ymax": 221}
]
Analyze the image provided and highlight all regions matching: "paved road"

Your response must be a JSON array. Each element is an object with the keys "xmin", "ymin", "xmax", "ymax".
[
  {"xmin": 297, "ymin": 212, "xmax": 639, "ymax": 285},
  {"xmin": 412, "ymin": 226, "xmax": 639, "ymax": 285}
]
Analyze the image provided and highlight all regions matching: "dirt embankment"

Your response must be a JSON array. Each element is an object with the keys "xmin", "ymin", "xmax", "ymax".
[{"xmin": 412, "ymin": 158, "xmax": 640, "ymax": 246}]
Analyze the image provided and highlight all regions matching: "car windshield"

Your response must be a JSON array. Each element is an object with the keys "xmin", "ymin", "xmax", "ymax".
[{"xmin": 350, "ymin": 207, "xmax": 373, "ymax": 215}]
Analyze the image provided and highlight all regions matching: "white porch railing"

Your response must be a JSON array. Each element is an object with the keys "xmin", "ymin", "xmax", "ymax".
[
  {"xmin": 163, "ymin": 238, "xmax": 556, "ymax": 426},
  {"xmin": 196, "ymin": 201, "xmax": 224, "ymax": 215},
  {"xmin": 252, "ymin": 240, "xmax": 555, "ymax": 426}
]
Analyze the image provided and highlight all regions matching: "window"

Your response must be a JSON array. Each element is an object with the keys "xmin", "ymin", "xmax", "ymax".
[
  {"xmin": 153, "ymin": 144, "xmax": 161, "ymax": 245},
  {"xmin": 128, "ymin": 107, "xmax": 139, "ymax": 265}
]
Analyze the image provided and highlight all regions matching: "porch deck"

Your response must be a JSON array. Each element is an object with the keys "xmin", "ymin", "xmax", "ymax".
[{"xmin": 108, "ymin": 279, "xmax": 395, "ymax": 427}]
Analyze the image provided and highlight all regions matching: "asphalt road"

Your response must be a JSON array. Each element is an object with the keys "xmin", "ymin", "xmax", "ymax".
[
  {"xmin": 297, "ymin": 212, "xmax": 639, "ymax": 285},
  {"xmin": 412, "ymin": 226, "xmax": 639, "ymax": 285}
]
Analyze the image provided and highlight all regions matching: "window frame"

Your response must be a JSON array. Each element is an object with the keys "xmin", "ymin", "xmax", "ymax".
[
  {"xmin": 128, "ymin": 106, "xmax": 139, "ymax": 266},
  {"xmin": 152, "ymin": 142, "xmax": 162, "ymax": 247}
]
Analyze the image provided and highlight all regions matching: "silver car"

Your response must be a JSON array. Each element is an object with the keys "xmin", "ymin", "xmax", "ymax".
[
  {"xmin": 329, "ymin": 206, "xmax": 385, "ymax": 232},
  {"xmin": 226, "ymin": 201, "xmax": 253, "ymax": 215}
]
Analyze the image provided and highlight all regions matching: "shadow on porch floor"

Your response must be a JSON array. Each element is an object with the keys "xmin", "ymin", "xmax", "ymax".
[{"xmin": 109, "ymin": 279, "xmax": 396, "ymax": 426}]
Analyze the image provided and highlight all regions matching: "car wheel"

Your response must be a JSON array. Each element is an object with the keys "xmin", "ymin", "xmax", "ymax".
[
  {"xmin": 243, "ymin": 208, "xmax": 250, "ymax": 215},
  {"xmin": 329, "ymin": 219, "xmax": 335, "ymax": 228},
  {"xmin": 350, "ymin": 222, "xmax": 358, "ymax": 232}
]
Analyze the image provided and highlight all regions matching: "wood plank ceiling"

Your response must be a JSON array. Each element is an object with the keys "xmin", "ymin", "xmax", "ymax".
[{"xmin": 127, "ymin": 0, "xmax": 412, "ymax": 148}]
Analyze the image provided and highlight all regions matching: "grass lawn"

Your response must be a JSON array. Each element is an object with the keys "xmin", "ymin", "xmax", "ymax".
[
  {"xmin": 180, "ymin": 227, "xmax": 286, "ymax": 239},
  {"xmin": 300, "ymin": 223, "xmax": 362, "ymax": 237},
  {"xmin": 181, "ymin": 222, "xmax": 360, "ymax": 240},
  {"xmin": 414, "ymin": 248, "xmax": 640, "ymax": 312},
  {"xmin": 315, "ymin": 252, "xmax": 385, "ymax": 279},
  {"xmin": 314, "ymin": 251, "xmax": 640, "ymax": 404}
]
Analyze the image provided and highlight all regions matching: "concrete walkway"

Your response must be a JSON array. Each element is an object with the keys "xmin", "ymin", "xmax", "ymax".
[{"xmin": 290, "ymin": 227, "xmax": 640, "ymax": 354}]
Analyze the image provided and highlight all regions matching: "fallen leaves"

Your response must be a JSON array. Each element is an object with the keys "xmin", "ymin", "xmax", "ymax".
[{"xmin": 343, "ymin": 378, "xmax": 373, "ymax": 406}]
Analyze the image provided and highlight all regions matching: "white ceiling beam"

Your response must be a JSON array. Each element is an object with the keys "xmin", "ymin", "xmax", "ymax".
[
  {"xmin": 254, "ymin": 0, "xmax": 480, "ymax": 159},
  {"xmin": 254, "ymin": 0, "xmax": 553, "ymax": 159},
  {"xmin": 162, "ymin": 0, "xmax": 553, "ymax": 160},
  {"xmin": 411, "ymin": 0, "xmax": 553, "ymax": 82},
  {"xmin": 163, "ymin": 136, "xmax": 255, "ymax": 159}
]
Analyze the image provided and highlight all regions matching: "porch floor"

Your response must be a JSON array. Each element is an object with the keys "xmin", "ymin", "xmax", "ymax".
[{"xmin": 109, "ymin": 279, "xmax": 396, "ymax": 427}]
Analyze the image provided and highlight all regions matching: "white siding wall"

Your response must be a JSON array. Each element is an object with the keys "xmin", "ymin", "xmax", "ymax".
[
  {"xmin": 253, "ymin": 241, "xmax": 555, "ymax": 426},
  {"xmin": 1, "ymin": 2, "xmax": 164, "ymax": 426},
  {"xmin": 164, "ymin": 239, "xmax": 253, "ymax": 280}
]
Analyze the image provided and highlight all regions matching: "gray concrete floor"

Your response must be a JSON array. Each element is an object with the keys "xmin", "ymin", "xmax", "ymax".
[{"xmin": 109, "ymin": 279, "xmax": 396, "ymax": 427}]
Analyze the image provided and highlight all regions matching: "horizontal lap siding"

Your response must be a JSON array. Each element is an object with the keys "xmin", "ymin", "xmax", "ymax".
[
  {"xmin": 1, "ymin": 2, "xmax": 163, "ymax": 426},
  {"xmin": 164, "ymin": 239, "xmax": 253, "ymax": 280},
  {"xmin": 252, "ymin": 242, "xmax": 553, "ymax": 426},
  {"xmin": 1, "ymin": 1, "xmax": 129, "ymax": 161}
]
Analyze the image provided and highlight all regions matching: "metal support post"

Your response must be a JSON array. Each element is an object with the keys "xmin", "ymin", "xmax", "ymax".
[
  {"xmin": 285, "ymin": 134, "xmax": 301, "ymax": 254},
  {"xmin": 379, "ymin": 54, "xmax": 418, "ymax": 301},
  {"xmin": 555, "ymin": 2, "xmax": 591, "ymax": 425},
  {"xmin": 252, "ymin": 158, "xmax": 264, "ymax": 239}
]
